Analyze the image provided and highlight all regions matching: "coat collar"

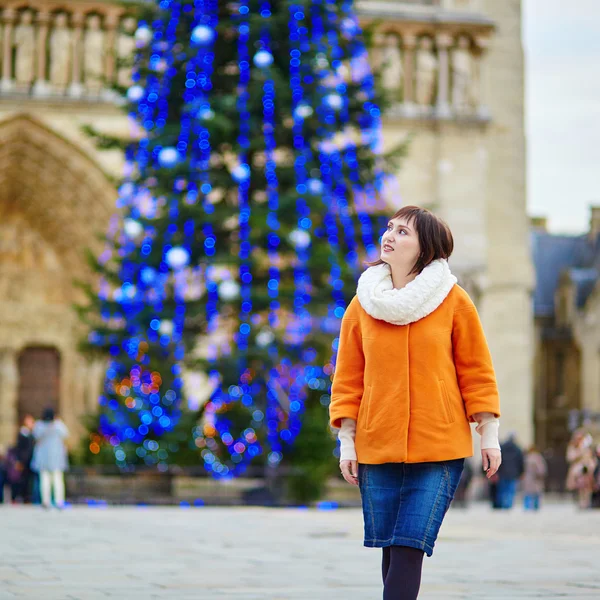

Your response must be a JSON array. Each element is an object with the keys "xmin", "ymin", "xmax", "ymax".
[{"xmin": 356, "ymin": 259, "xmax": 457, "ymax": 325}]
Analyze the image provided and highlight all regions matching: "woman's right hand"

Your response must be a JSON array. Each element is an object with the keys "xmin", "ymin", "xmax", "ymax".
[{"xmin": 340, "ymin": 460, "xmax": 359, "ymax": 486}]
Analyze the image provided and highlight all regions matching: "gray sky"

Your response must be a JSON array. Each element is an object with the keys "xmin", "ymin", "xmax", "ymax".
[{"xmin": 523, "ymin": 0, "xmax": 600, "ymax": 234}]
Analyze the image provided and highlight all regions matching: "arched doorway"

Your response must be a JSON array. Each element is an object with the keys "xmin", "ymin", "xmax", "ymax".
[
  {"xmin": 18, "ymin": 347, "xmax": 61, "ymax": 422},
  {"xmin": 0, "ymin": 114, "xmax": 116, "ymax": 446}
]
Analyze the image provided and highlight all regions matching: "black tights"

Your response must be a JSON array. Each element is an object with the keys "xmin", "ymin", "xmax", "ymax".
[{"xmin": 381, "ymin": 546, "xmax": 425, "ymax": 600}]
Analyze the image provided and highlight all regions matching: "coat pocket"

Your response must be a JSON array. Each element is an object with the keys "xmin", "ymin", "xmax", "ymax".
[
  {"xmin": 360, "ymin": 385, "xmax": 373, "ymax": 429},
  {"xmin": 439, "ymin": 380, "xmax": 455, "ymax": 424}
]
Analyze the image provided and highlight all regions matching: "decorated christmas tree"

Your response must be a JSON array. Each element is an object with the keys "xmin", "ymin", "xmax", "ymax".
[{"xmin": 77, "ymin": 0, "xmax": 405, "ymax": 486}]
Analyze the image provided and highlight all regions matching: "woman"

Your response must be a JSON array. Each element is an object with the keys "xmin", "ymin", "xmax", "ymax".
[
  {"xmin": 566, "ymin": 430, "xmax": 597, "ymax": 509},
  {"xmin": 522, "ymin": 445, "xmax": 547, "ymax": 511},
  {"xmin": 31, "ymin": 408, "xmax": 69, "ymax": 509},
  {"xmin": 329, "ymin": 206, "xmax": 502, "ymax": 600}
]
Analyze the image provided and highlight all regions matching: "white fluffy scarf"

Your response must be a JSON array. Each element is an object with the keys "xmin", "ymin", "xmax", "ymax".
[{"xmin": 356, "ymin": 259, "xmax": 457, "ymax": 325}]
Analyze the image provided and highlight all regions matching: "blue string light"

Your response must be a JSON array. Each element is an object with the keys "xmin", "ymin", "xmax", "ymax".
[
  {"xmin": 198, "ymin": 0, "xmax": 262, "ymax": 479},
  {"xmin": 287, "ymin": 4, "xmax": 314, "ymax": 350}
]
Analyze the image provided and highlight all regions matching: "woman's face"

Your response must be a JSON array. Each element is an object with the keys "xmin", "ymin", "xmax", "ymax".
[{"xmin": 380, "ymin": 217, "xmax": 421, "ymax": 271}]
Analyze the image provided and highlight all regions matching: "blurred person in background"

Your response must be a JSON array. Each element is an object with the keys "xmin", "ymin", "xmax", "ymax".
[
  {"xmin": 31, "ymin": 408, "xmax": 69, "ymax": 509},
  {"xmin": 12, "ymin": 414, "xmax": 36, "ymax": 503},
  {"xmin": 453, "ymin": 457, "xmax": 474, "ymax": 508},
  {"xmin": 522, "ymin": 445, "xmax": 547, "ymax": 511},
  {"xmin": 496, "ymin": 432, "xmax": 524, "ymax": 509},
  {"xmin": 0, "ymin": 445, "xmax": 6, "ymax": 503},
  {"xmin": 592, "ymin": 445, "xmax": 600, "ymax": 509},
  {"xmin": 566, "ymin": 430, "xmax": 597, "ymax": 510}
]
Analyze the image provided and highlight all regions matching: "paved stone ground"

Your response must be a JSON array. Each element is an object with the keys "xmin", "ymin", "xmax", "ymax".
[{"xmin": 1, "ymin": 501, "xmax": 599, "ymax": 599}]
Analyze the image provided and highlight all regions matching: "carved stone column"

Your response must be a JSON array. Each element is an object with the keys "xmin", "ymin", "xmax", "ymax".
[
  {"xmin": 474, "ymin": 35, "xmax": 491, "ymax": 120},
  {"xmin": 104, "ymin": 13, "xmax": 119, "ymax": 85},
  {"xmin": 0, "ymin": 8, "xmax": 16, "ymax": 92},
  {"xmin": 32, "ymin": 11, "xmax": 51, "ymax": 96},
  {"xmin": 401, "ymin": 33, "xmax": 417, "ymax": 117},
  {"xmin": 101, "ymin": 13, "xmax": 119, "ymax": 102},
  {"xmin": 68, "ymin": 12, "xmax": 85, "ymax": 98},
  {"xmin": 0, "ymin": 349, "xmax": 19, "ymax": 448},
  {"xmin": 435, "ymin": 33, "xmax": 452, "ymax": 118}
]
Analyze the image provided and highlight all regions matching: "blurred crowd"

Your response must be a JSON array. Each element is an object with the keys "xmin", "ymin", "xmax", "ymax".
[
  {"xmin": 455, "ymin": 429, "xmax": 600, "ymax": 511},
  {"xmin": 0, "ymin": 408, "xmax": 69, "ymax": 509}
]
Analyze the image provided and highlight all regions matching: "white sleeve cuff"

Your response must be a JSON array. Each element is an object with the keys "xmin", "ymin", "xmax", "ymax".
[
  {"xmin": 476, "ymin": 417, "xmax": 501, "ymax": 450},
  {"xmin": 338, "ymin": 418, "xmax": 357, "ymax": 462}
]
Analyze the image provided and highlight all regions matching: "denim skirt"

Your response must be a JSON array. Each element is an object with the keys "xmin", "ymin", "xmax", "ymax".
[{"xmin": 358, "ymin": 459, "xmax": 464, "ymax": 557}]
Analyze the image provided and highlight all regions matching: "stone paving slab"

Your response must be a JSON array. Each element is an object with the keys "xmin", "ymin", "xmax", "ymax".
[{"xmin": 1, "ymin": 502, "xmax": 599, "ymax": 599}]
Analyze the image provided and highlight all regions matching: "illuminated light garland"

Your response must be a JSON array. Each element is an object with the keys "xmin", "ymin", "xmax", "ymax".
[
  {"xmin": 198, "ymin": 0, "xmax": 262, "ymax": 479},
  {"xmin": 259, "ymin": 1, "xmax": 283, "ymax": 468},
  {"xmin": 188, "ymin": 0, "xmax": 219, "ymax": 371},
  {"xmin": 287, "ymin": 4, "xmax": 314, "ymax": 350},
  {"xmin": 96, "ymin": 1, "xmax": 200, "ymax": 469},
  {"xmin": 310, "ymin": 0, "xmax": 347, "ymax": 341}
]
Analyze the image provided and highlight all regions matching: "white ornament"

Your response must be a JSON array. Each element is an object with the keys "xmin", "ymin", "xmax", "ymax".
[
  {"xmin": 256, "ymin": 329, "xmax": 275, "ymax": 348},
  {"xmin": 325, "ymin": 93, "xmax": 343, "ymax": 110},
  {"xmin": 231, "ymin": 164, "xmax": 250, "ymax": 183},
  {"xmin": 153, "ymin": 58, "xmax": 168, "ymax": 73},
  {"xmin": 123, "ymin": 218, "xmax": 143, "ymax": 239},
  {"xmin": 165, "ymin": 246, "xmax": 190, "ymax": 269},
  {"xmin": 124, "ymin": 284, "xmax": 137, "ymax": 299},
  {"xmin": 114, "ymin": 284, "xmax": 137, "ymax": 302},
  {"xmin": 218, "ymin": 280, "xmax": 240, "ymax": 301},
  {"xmin": 318, "ymin": 140, "xmax": 337, "ymax": 154},
  {"xmin": 126, "ymin": 85, "xmax": 145, "ymax": 102},
  {"xmin": 158, "ymin": 147, "xmax": 180, "ymax": 168},
  {"xmin": 191, "ymin": 25, "xmax": 215, "ymax": 46},
  {"xmin": 289, "ymin": 228, "xmax": 311, "ymax": 249},
  {"xmin": 134, "ymin": 26, "xmax": 153, "ymax": 47},
  {"xmin": 307, "ymin": 179, "xmax": 324, "ymax": 195},
  {"xmin": 294, "ymin": 103, "xmax": 313, "ymax": 120},
  {"xmin": 197, "ymin": 107, "xmax": 215, "ymax": 120},
  {"xmin": 315, "ymin": 54, "xmax": 329, "ymax": 69},
  {"xmin": 253, "ymin": 50, "xmax": 274, "ymax": 68},
  {"xmin": 341, "ymin": 17, "xmax": 359, "ymax": 38},
  {"xmin": 119, "ymin": 182, "xmax": 135, "ymax": 198},
  {"xmin": 158, "ymin": 320, "xmax": 174, "ymax": 336}
]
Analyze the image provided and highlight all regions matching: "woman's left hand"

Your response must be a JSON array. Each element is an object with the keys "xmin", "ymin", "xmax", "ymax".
[{"xmin": 482, "ymin": 448, "xmax": 501, "ymax": 479}]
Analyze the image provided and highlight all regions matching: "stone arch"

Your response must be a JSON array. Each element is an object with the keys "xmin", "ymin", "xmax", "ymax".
[
  {"xmin": 0, "ymin": 113, "xmax": 116, "ymax": 447},
  {"xmin": 0, "ymin": 113, "xmax": 116, "ymax": 269}
]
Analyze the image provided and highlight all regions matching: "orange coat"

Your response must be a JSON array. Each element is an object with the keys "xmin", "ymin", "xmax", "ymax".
[{"xmin": 329, "ymin": 285, "xmax": 500, "ymax": 464}]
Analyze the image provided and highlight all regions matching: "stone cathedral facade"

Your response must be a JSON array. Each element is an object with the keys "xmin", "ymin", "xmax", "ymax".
[{"xmin": 0, "ymin": 0, "xmax": 534, "ymax": 451}]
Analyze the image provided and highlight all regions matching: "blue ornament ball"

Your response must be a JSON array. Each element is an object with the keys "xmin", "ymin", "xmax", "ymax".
[
  {"xmin": 140, "ymin": 267, "xmax": 157, "ymax": 285},
  {"xmin": 126, "ymin": 85, "xmax": 145, "ymax": 103},
  {"xmin": 231, "ymin": 164, "xmax": 251, "ymax": 183},
  {"xmin": 191, "ymin": 25, "xmax": 215, "ymax": 46},
  {"xmin": 158, "ymin": 147, "xmax": 180, "ymax": 168},
  {"xmin": 253, "ymin": 50, "xmax": 274, "ymax": 68},
  {"xmin": 165, "ymin": 246, "xmax": 190, "ymax": 269}
]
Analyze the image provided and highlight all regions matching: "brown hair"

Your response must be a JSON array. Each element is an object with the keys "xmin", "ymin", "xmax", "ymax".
[{"xmin": 367, "ymin": 206, "xmax": 454, "ymax": 275}]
